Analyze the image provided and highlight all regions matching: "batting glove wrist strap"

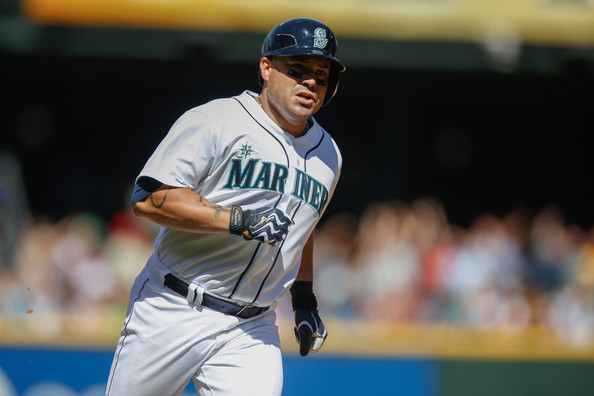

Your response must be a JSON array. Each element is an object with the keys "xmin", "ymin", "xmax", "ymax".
[
  {"xmin": 229, "ymin": 205, "xmax": 292, "ymax": 246},
  {"xmin": 290, "ymin": 281, "xmax": 318, "ymax": 311},
  {"xmin": 229, "ymin": 205, "xmax": 250, "ymax": 236}
]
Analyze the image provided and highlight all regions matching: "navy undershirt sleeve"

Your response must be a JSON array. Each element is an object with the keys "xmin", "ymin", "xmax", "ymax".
[{"xmin": 131, "ymin": 176, "xmax": 163, "ymax": 205}]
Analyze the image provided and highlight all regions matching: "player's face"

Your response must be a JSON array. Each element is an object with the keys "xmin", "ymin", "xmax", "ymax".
[{"xmin": 261, "ymin": 55, "xmax": 330, "ymax": 135}]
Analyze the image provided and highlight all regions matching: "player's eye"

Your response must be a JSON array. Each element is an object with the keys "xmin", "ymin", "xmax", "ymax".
[
  {"xmin": 288, "ymin": 69, "xmax": 327, "ymax": 86},
  {"xmin": 286, "ymin": 62, "xmax": 329, "ymax": 86},
  {"xmin": 287, "ymin": 69, "xmax": 304, "ymax": 79},
  {"xmin": 314, "ymin": 69, "xmax": 329, "ymax": 86},
  {"xmin": 316, "ymin": 68, "xmax": 329, "ymax": 77}
]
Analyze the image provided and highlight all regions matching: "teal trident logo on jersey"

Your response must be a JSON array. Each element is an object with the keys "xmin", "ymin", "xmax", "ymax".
[{"xmin": 223, "ymin": 159, "xmax": 330, "ymax": 215}]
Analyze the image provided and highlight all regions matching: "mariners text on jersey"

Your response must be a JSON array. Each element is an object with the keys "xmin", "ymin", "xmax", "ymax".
[{"xmin": 223, "ymin": 158, "xmax": 330, "ymax": 215}]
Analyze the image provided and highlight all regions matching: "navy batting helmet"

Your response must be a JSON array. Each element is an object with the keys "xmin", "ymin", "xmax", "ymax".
[{"xmin": 259, "ymin": 18, "xmax": 346, "ymax": 106}]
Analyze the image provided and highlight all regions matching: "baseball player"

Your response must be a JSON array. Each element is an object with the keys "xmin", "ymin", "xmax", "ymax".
[{"xmin": 105, "ymin": 18, "xmax": 346, "ymax": 396}]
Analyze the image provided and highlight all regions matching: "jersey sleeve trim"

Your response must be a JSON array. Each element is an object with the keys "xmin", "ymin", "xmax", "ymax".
[{"xmin": 130, "ymin": 176, "xmax": 163, "ymax": 205}]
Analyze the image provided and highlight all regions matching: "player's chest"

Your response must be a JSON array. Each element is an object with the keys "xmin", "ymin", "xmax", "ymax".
[{"xmin": 221, "ymin": 137, "xmax": 336, "ymax": 216}]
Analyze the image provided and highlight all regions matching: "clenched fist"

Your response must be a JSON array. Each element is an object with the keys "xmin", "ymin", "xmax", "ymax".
[{"xmin": 230, "ymin": 205, "xmax": 293, "ymax": 246}]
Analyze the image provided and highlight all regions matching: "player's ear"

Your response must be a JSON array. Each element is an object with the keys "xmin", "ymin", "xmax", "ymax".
[{"xmin": 260, "ymin": 56, "xmax": 273, "ymax": 82}]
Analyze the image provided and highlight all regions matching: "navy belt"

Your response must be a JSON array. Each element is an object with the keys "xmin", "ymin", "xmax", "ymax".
[{"xmin": 163, "ymin": 273, "xmax": 269, "ymax": 319}]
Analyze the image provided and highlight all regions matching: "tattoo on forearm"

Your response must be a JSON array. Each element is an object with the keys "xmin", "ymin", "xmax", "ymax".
[
  {"xmin": 150, "ymin": 188, "xmax": 171, "ymax": 209},
  {"xmin": 198, "ymin": 196, "xmax": 230, "ymax": 218}
]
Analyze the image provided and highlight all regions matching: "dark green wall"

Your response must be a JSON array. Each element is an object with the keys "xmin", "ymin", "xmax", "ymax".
[{"xmin": 440, "ymin": 359, "xmax": 594, "ymax": 396}]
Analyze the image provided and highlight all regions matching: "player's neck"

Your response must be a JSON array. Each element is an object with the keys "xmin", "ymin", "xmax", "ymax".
[{"xmin": 256, "ymin": 95, "xmax": 310, "ymax": 138}]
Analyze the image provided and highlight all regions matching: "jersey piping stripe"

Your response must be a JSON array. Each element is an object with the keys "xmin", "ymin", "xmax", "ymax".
[
  {"xmin": 304, "ymin": 132, "xmax": 326, "ymax": 170},
  {"xmin": 106, "ymin": 277, "xmax": 149, "ymax": 395},
  {"xmin": 228, "ymin": 97, "xmax": 290, "ymax": 302},
  {"xmin": 252, "ymin": 131, "xmax": 325, "ymax": 302},
  {"xmin": 228, "ymin": 243, "xmax": 262, "ymax": 299},
  {"xmin": 251, "ymin": 201, "xmax": 303, "ymax": 303}
]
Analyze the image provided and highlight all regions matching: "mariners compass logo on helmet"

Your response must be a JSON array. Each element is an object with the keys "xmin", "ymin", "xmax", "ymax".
[{"xmin": 313, "ymin": 27, "xmax": 328, "ymax": 49}]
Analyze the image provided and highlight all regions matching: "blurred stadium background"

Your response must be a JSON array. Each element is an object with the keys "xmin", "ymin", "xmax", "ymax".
[{"xmin": 1, "ymin": 0, "xmax": 594, "ymax": 395}]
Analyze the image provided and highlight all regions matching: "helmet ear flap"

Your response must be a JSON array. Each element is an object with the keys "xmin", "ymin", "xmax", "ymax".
[{"xmin": 322, "ymin": 64, "xmax": 340, "ymax": 107}]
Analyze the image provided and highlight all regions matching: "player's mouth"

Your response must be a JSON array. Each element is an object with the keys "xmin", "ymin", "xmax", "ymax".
[{"xmin": 295, "ymin": 91, "xmax": 316, "ymax": 107}]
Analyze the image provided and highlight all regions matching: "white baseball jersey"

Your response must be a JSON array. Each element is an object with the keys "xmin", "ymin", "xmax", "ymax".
[{"xmin": 137, "ymin": 90, "xmax": 342, "ymax": 307}]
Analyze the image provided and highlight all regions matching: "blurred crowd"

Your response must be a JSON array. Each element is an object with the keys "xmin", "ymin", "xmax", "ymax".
[
  {"xmin": 0, "ymin": 209, "xmax": 157, "ymax": 340},
  {"xmin": 1, "ymin": 198, "xmax": 594, "ymax": 347},
  {"xmin": 312, "ymin": 199, "xmax": 594, "ymax": 348}
]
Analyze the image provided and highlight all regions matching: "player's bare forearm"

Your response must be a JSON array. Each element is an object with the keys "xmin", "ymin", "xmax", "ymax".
[
  {"xmin": 133, "ymin": 186, "xmax": 232, "ymax": 234},
  {"xmin": 296, "ymin": 230, "xmax": 315, "ymax": 281}
]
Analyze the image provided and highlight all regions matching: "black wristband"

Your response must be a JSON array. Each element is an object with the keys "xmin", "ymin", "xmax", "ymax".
[
  {"xmin": 229, "ymin": 205, "xmax": 247, "ymax": 236},
  {"xmin": 290, "ymin": 281, "xmax": 318, "ymax": 311}
]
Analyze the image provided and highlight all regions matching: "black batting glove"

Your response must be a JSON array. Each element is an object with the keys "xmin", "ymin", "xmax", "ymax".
[
  {"xmin": 290, "ymin": 281, "xmax": 327, "ymax": 357},
  {"xmin": 229, "ymin": 205, "xmax": 293, "ymax": 246}
]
